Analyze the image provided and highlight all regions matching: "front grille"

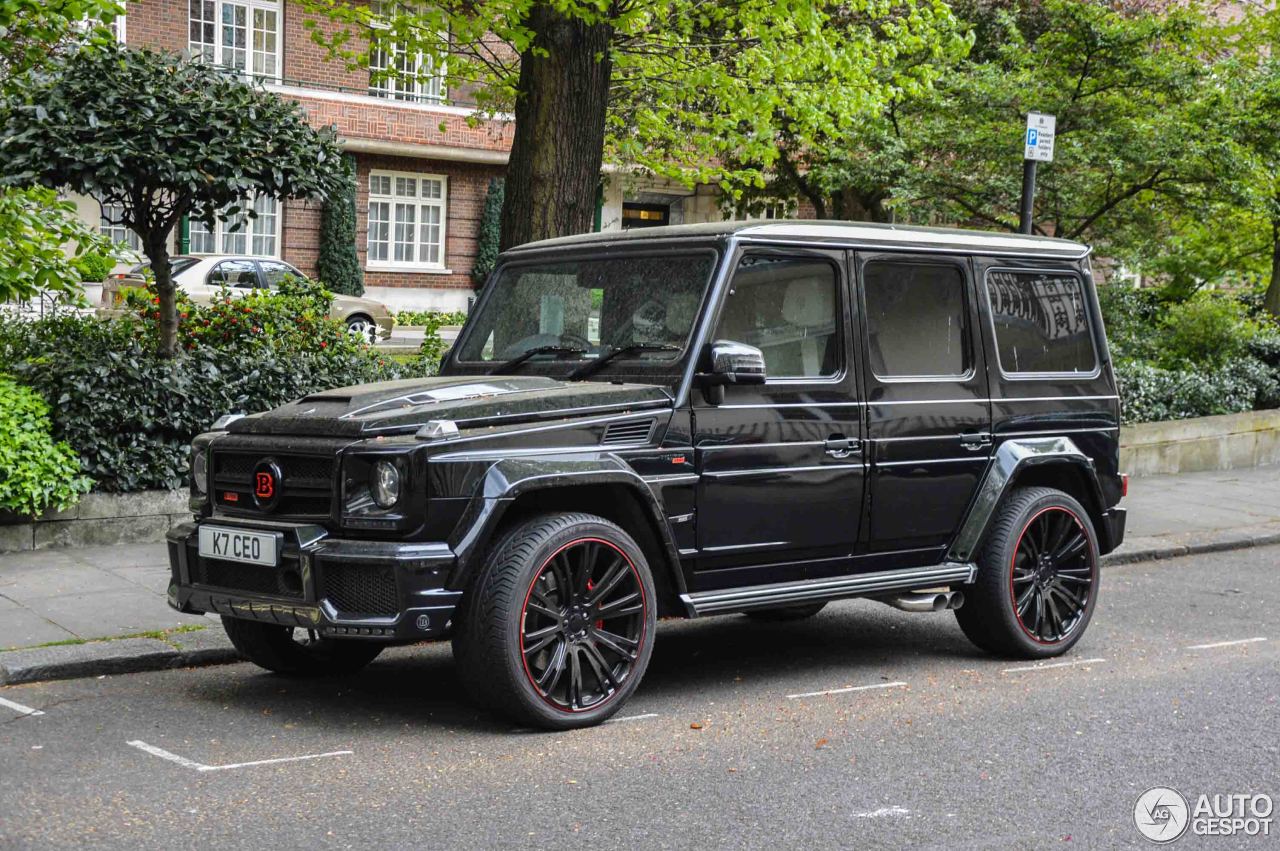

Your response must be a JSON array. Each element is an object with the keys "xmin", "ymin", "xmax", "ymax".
[
  {"xmin": 319, "ymin": 563, "xmax": 399, "ymax": 617},
  {"xmin": 186, "ymin": 543, "xmax": 304, "ymax": 599},
  {"xmin": 212, "ymin": 451, "xmax": 334, "ymax": 518}
]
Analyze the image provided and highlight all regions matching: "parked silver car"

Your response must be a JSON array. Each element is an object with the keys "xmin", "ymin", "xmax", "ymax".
[{"xmin": 99, "ymin": 256, "xmax": 395, "ymax": 341}]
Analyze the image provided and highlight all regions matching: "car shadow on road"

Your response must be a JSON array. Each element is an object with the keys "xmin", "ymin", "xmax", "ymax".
[{"xmin": 183, "ymin": 600, "xmax": 985, "ymax": 734}]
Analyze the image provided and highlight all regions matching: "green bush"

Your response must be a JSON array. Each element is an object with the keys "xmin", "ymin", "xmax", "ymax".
[
  {"xmin": 472, "ymin": 177, "xmax": 503, "ymax": 287},
  {"xmin": 1154, "ymin": 294, "xmax": 1261, "ymax": 369},
  {"xmin": 315, "ymin": 155, "xmax": 364, "ymax": 297},
  {"xmin": 72, "ymin": 250, "xmax": 116, "ymax": 283},
  {"xmin": 0, "ymin": 375, "xmax": 91, "ymax": 517},
  {"xmin": 394, "ymin": 309, "xmax": 467, "ymax": 326},
  {"xmin": 1097, "ymin": 285, "xmax": 1164, "ymax": 362},
  {"xmin": 0, "ymin": 280, "xmax": 428, "ymax": 492},
  {"xmin": 1114, "ymin": 357, "xmax": 1279, "ymax": 424}
]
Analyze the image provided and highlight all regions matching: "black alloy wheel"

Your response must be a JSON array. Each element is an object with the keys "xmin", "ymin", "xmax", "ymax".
[
  {"xmin": 519, "ymin": 538, "xmax": 646, "ymax": 712},
  {"xmin": 1009, "ymin": 506, "xmax": 1095, "ymax": 644},
  {"xmin": 955, "ymin": 486, "xmax": 1100, "ymax": 659}
]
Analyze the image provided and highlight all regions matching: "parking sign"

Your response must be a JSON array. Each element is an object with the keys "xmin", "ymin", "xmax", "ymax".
[{"xmin": 1025, "ymin": 112, "xmax": 1055, "ymax": 161}]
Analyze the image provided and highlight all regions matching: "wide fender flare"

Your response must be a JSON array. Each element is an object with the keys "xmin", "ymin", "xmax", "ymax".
[
  {"xmin": 445, "ymin": 456, "xmax": 684, "ymax": 592},
  {"xmin": 947, "ymin": 436, "xmax": 1106, "ymax": 564}
]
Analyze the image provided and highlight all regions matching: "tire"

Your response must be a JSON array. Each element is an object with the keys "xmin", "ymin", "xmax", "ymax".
[
  {"xmin": 452, "ymin": 512, "xmax": 658, "ymax": 730},
  {"xmin": 345, "ymin": 314, "xmax": 377, "ymax": 343},
  {"xmin": 221, "ymin": 616, "xmax": 384, "ymax": 676},
  {"xmin": 955, "ymin": 486, "xmax": 1100, "ymax": 659},
  {"xmin": 745, "ymin": 602, "xmax": 827, "ymax": 622}
]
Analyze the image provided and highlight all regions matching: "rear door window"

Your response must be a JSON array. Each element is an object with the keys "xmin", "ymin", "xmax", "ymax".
[
  {"xmin": 209, "ymin": 260, "xmax": 260, "ymax": 288},
  {"xmin": 258, "ymin": 260, "xmax": 300, "ymax": 288},
  {"xmin": 863, "ymin": 261, "xmax": 970, "ymax": 379},
  {"xmin": 985, "ymin": 270, "xmax": 1096, "ymax": 375}
]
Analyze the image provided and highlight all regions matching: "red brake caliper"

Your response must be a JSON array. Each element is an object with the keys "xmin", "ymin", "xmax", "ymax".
[{"xmin": 587, "ymin": 579, "xmax": 603, "ymax": 629}]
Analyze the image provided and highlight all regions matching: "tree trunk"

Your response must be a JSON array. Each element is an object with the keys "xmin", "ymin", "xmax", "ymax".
[
  {"xmin": 144, "ymin": 233, "xmax": 178, "ymax": 358},
  {"xmin": 499, "ymin": 6, "xmax": 613, "ymax": 250},
  {"xmin": 1266, "ymin": 219, "xmax": 1280, "ymax": 320}
]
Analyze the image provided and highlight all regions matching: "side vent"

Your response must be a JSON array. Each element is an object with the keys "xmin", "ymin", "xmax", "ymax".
[{"xmin": 601, "ymin": 419, "xmax": 655, "ymax": 447}]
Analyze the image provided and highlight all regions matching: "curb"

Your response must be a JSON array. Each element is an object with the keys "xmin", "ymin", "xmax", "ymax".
[
  {"xmin": 0, "ymin": 630, "xmax": 241, "ymax": 687},
  {"xmin": 1, "ymin": 534, "xmax": 1276, "ymax": 688}
]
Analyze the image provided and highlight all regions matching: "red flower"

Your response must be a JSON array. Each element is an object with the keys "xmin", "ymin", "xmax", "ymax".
[{"xmin": 320, "ymin": 341, "xmax": 328, "ymax": 348}]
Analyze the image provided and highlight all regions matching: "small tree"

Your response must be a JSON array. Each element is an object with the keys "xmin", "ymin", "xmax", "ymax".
[
  {"xmin": 0, "ymin": 43, "xmax": 349, "ymax": 356},
  {"xmin": 471, "ymin": 177, "xmax": 503, "ymax": 287},
  {"xmin": 316, "ymin": 154, "xmax": 364, "ymax": 296}
]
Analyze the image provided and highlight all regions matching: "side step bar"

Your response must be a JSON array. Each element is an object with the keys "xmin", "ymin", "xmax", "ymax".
[{"xmin": 679, "ymin": 562, "xmax": 977, "ymax": 617}]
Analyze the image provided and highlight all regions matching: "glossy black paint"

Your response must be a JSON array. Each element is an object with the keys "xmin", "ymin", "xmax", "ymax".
[{"xmin": 167, "ymin": 221, "xmax": 1126, "ymax": 636}]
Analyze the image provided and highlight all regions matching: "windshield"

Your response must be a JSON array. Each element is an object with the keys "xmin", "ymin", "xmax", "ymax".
[{"xmin": 456, "ymin": 252, "xmax": 716, "ymax": 374}]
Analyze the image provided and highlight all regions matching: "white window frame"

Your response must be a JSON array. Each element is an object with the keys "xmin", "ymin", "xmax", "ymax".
[
  {"xmin": 187, "ymin": 196, "xmax": 282, "ymax": 258},
  {"xmin": 99, "ymin": 202, "xmax": 141, "ymax": 252},
  {"xmin": 366, "ymin": 169, "xmax": 448, "ymax": 272},
  {"xmin": 368, "ymin": 2, "xmax": 446, "ymax": 103},
  {"xmin": 188, "ymin": 0, "xmax": 281, "ymax": 83}
]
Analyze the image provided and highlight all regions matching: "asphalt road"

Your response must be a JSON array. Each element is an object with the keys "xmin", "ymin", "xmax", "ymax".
[{"xmin": 1, "ymin": 547, "xmax": 1277, "ymax": 850}]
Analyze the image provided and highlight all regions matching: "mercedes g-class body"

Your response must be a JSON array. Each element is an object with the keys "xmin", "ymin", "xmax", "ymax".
[{"xmin": 168, "ymin": 221, "xmax": 1127, "ymax": 729}]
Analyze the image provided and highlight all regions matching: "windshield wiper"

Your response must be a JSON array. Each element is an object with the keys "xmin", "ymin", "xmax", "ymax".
[
  {"xmin": 489, "ymin": 344, "xmax": 587, "ymax": 375},
  {"xmin": 566, "ymin": 342, "xmax": 681, "ymax": 381}
]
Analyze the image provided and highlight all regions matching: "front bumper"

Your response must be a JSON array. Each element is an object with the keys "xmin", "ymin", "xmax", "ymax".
[{"xmin": 167, "ymin": 518, "xmax": 460, "ymax": 641}]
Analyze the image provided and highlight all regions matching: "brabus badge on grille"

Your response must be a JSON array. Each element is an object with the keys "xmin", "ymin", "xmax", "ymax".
[{"xmin": 251, "ymin": 459, "xmax": 283, "ymax": 510}]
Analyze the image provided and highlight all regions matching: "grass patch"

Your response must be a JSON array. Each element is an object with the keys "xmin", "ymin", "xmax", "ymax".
[{"xmin": 11, "ymin": 623, "xmax": 208, "ymax": 652}]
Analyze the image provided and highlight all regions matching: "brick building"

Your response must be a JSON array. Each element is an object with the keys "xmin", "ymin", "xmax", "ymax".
[{"xmin": 79, "ymin": 0, "xmax": 747, "ymax": 312}]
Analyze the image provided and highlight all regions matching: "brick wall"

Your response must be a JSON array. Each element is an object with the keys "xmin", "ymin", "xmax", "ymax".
[{"xmin": 123, "ymin": 0, "xmax": 188, "ymax": 50}]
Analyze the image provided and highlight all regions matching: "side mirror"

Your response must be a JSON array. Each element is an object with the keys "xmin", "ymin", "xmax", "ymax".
[{"xmin": 698, "ymin": 341, "xmax": 765, "ymax": 405}]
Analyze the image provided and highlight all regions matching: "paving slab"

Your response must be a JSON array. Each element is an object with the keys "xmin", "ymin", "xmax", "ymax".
[
  {"xmin": 0, "ymin": 607, "xmax": 79, "ymax": 649},
  {"xmin": 17, "ymin": 588, "xmax": 206, "ymax": 640}
]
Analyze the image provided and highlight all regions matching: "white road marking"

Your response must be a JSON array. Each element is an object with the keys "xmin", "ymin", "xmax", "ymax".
[
  {"xmin": 1002, "ymin": 657, "xmax": 1105, "ymax": 674},
  {"xmin": 607, "ymin": 713, "xmax": 660, "ymax": 724},
  {"xmin": 0, "ymin": 696, "xmax": 45, "ymax": 717},
  {"xmin": 786, "ymin": 681, "xmax": 908, "ymax": 700},
  {"xmin": 850, "ymin": 806, "xmax": 911, "ymax": 819},
  {"xmin": 1185, "ymin": 637, "xmax": 1267, "ymax": 650},
  {"xmin": 127, "ymin": 740, "xmax": 352, "ymax": 772}
]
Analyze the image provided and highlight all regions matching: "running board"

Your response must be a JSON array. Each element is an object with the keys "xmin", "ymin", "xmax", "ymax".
[{"xmin": 679, "ymin": 562, "xmax": 977, "ymax": 617}]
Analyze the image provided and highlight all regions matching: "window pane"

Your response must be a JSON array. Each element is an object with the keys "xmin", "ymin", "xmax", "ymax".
[
  {"xmin": 250, "ymin": 196, "xmax": 277, "ymax": 256},
  {"xmin": 716, "ymin": 256, "xmax": 840, "ymax": 378},
  {"xmin": 864, "ymin": 262, "xmax": 968, "ymax": 378},
  {"xmin": 189, "ymin": 0, "xmax": 216, "ymax": 61},
  {"xmin": 209, "ymin": 259, "xmax": 257, "ymax": 287},
  {"xmin": 393, "ymin": 203, "xmax": 416, "ymax": 262},
  {"xmin": 259, "ymin": 260, "xmax": 294, "ymax": 287},
  {"xmin": 418, "ymin": 204, "xmax": 441, "ymax": 265},
  {"xmin": 422, "ymin": 179, "xmax": 442, "ymax": 199},
  {"xmin": 395, "ymin": 177, "xmax": 416, "ymax": 198},
  {"xmin": 99, "ymin": 203, "xmax": 141, "ymax": 251},
  {"xmin": 252, "ymin": 8, "xmax": 278, "ymax": 78},
  {"xmin": 987, "ymin": 270, "xmax": 1096, "ymax": 374},
  {"xmin": 221, "ymin": 2, "xmax": 247, "ymax": 71},
  {"xmin": 369, "ymin": 174, "xmax": 391, "ymax": 196}
]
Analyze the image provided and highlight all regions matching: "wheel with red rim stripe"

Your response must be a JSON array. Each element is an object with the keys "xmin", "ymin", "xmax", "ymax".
[
  {"xmin": 955, "ymin": 486, "xmax": 1100, "ymax": 659},
  {"xmin": 452, "ymin": 512, "xmax": 657, "ymax": 729}
]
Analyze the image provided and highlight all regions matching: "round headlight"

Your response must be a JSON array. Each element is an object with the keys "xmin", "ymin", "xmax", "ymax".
[
  {"xmin": 192, "ymin": 449, "xmax": 208, "ymax": 494},
  {"xmin": 371, "ymin": 460, "xmax": 401, "ymax": 509}
]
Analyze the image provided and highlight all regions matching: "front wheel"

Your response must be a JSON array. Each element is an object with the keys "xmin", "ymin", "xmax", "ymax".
[
  {"xmin": 955, "ymin": 487, "xmax": 1100, "ymax": 659},
  {"xmin": 345, "ymin": 315, "xmax": 378, "ymax": 343},
  {"xmin": 452, "ymin": 513, "xmax": 657, "ymax": 730},
  {"xmin": 221, "ymin": 616, "xmax": 384, "ymax": 676}
]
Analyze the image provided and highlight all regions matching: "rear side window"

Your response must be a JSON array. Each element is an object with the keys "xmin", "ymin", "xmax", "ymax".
[
  {"xmin": 863, "ymin": 261, "xmax": 969, "ymax": 379},
  {"xmin": 986, "ymin": 270, "xmax": 1096, "ymax": 375}
]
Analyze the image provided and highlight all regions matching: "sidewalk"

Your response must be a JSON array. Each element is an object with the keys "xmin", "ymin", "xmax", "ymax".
[{"xmin": 1, "ymin": 465, "xmax": 1277, "ymax": 682}]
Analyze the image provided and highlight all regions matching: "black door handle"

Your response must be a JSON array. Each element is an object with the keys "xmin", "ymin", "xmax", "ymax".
[
  {"xmin": 960, "ymin": 432, "xmax": 993, "ymax": 450},
  {"xmin": 824, "ymin": 435, "xmax": 861, "ymax": 458}
]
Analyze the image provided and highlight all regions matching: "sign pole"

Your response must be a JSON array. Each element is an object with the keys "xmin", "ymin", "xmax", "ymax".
[
  {"xmin": 1020, "ymin": 112, "xmax": 1055, "ymax": 236},
  {"xmin": 1019, "ymin": 159, "xmax": 1037, "ymax": 235}
]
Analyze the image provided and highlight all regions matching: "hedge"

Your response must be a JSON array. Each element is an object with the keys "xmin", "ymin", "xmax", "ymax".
[{"xmin": 0, "ymin": 374, "xmax": 91, "ymax": 517}]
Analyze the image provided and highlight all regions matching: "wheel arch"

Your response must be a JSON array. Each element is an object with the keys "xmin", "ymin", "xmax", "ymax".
[
  {"xmin": 447, "ymin": 461, "xmax": 687, "ymax": 617},
  {"xmin": 948, "ymin": 437, "xmax": 1110, "ymax": 564}
]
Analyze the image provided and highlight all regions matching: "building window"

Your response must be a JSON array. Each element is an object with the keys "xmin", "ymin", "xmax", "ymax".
[
  {"xmin": 368, "ymin": 2, "xmax": 446, "ymax": 103},
  {"xmin": 188, "ymin": 196, "xmax": 280, "ymax": 257},
  {"xmin": 99, "ymin": 203, "xmax": 141, "ymax": 252},
  {"xmin": 367, "ymin": 171, "xmax": 447, "ymax": 269},
  {"xmin": 189, "ymin": 0, "xmax": 280, "ymax": 81}
]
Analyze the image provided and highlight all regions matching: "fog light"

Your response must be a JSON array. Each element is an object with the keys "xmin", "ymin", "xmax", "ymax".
[
  {"xmin": 192, "ymin": 449, "xmax": 208, "ymax": 494},
  {"xmin": 371, "ymin": 460, "xmax": 401, "ymax": 508}
]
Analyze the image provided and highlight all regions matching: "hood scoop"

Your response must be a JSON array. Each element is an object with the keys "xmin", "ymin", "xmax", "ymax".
[{"xmin": 601, "ymin": 419, "xmax": 655, "ymax": 446}]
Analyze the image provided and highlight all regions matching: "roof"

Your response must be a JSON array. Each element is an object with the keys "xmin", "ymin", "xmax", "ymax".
[{"xmin": 503, "ymin": 220, "xmax": 1090, "ymax": 260}]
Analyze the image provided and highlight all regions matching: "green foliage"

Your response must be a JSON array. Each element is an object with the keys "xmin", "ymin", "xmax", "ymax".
[
  {"xmin": 316, "ymin": 155, "xmax": 364, "ymax": 297},
  {"xmin": 0, "ymin": 42, "xmax": 349, "ymax": 355},
  {"xmin": 0, "ymin": 186, "xmax": 118, "ymax": 302},
  {"xmin": 0, "ymin": 1, "xmax": 122, "ymax": 89},
  {"xmin": 1114, "ymin": 358, "xmax": 1279, "ymax": 425},
  {"xmin": 394, "ymin": 310, "xmax": 467, "ymax": 326},
  {"xmin": 0, "ymin": 374, "xmax": 91, "ymax": 517},
  {"xmin": 1155, "ymin": 295, "xmax": 1262, "ymax": 369},
  {"xmin": 72, "ymin": 249, "xmax": 115, "ymax": 283},
  {"xmin": 0, "ymin": 283, "xmax": 429, "ymax": 492},
  {"xmin": 472, "ymin": 178, "xmax": 503, "ymax": 286}
]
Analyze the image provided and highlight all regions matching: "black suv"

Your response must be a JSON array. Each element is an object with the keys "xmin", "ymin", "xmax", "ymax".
[{"xmin": 167, "ymin": 221, "xmax": 1127, "ymax": 729}]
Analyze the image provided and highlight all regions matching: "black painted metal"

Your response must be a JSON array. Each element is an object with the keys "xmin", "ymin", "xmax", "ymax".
[{"xmin": 1010, "ymin": 507, "xmax": 1095, "ymax": 643}]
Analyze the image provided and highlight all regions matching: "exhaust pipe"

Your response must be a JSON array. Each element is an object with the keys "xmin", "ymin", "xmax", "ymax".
[{"xmin": 881, "ymin": 591, "xmax": 965, "ymax": 613}]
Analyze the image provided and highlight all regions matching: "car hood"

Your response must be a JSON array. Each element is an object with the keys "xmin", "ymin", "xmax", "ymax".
[
  {"xmin": 226, "ymin": 375, "xmax": 674, "ymax": 437},
  {"xmin": 332, "ymin": 294, "xmax": 392, "ymax": 316}
]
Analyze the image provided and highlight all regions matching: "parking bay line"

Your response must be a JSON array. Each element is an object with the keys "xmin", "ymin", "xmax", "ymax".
[
  {"xmin": 607, "ymin": 713, "xmax": 661, "ymax": 724},
  {"xmin": 1002, "ymin": 657, "xmax": 1106, "ymax": 674},
  {"xmin": 127, "ymin": 740, "xmax": 352, "ymax": 772},
  {"xmin": 1185, "ymin": 637, "xmax": 1267, "ymax": 651},
  {"xmin": 0, "ymin": 696, "xmax": 45, "ymax": 717},
  {"xmin": 786, "ymin": 681, "xmax": 908, "ymax": 700}
]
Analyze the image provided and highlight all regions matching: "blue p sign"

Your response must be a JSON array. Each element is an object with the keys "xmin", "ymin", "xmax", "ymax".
[{"xmin": 1027, "ymin": 128, "xmax": 1039, "ymax": 147}]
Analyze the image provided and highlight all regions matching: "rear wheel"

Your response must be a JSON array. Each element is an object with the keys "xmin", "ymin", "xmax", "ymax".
[
  {"xmin": 221, "ymin": 616, "xmax": 384, "ymax": 676},
  {"xmin": 345, "ymin": 314, "xmax": 378, "ymax": 343},
  {"xmin": 452, "ymin": 513, "xmax": 657, "ymax": 730},
  {"xmin": 955, "ymin": 487, "xmax": 1100, "ymax": 659},
  {"xmin": 745, "ymin": 602, "xmax": 827, "ymax": 622}
]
